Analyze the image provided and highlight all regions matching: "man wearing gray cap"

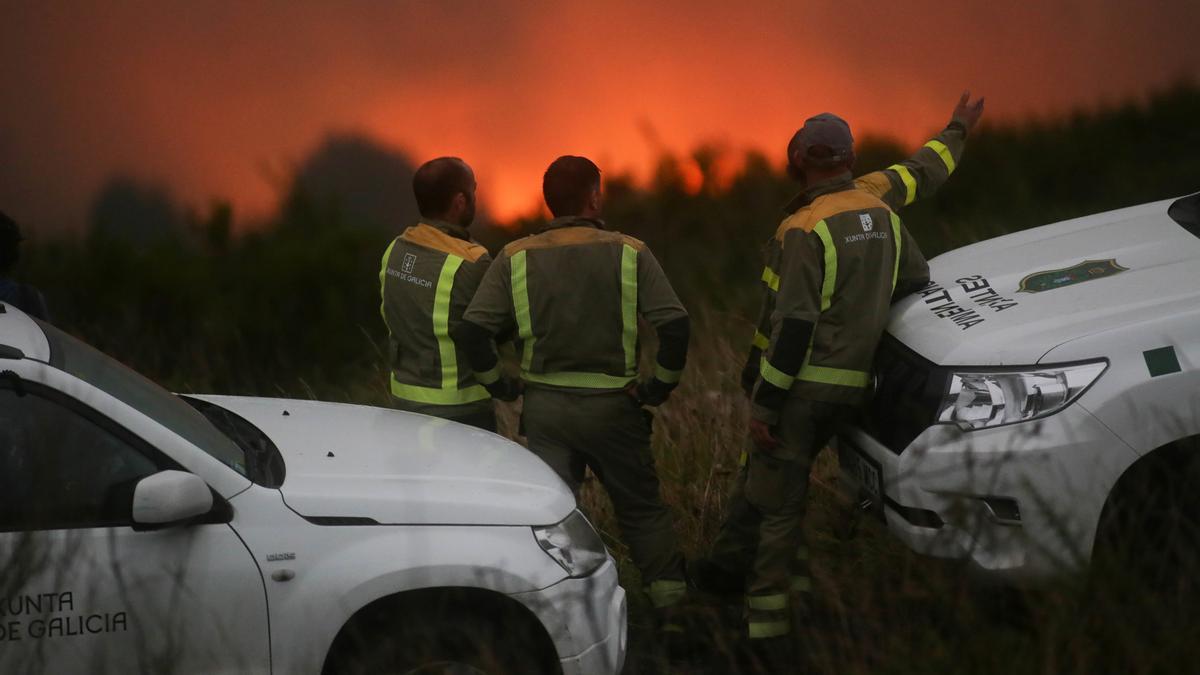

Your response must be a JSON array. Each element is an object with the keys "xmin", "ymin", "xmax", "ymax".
[
  {"xmin": 696, "ymin": 93, "xmax": 984, "ymax": 659},
  {"xmin": 0, "ymin": 210, "xmax": 50, "ymax": 321}
]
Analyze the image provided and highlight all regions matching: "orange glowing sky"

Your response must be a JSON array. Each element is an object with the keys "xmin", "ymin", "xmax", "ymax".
[{"xmin": 2, "ymin": 1, "xmax": 1198, "ymax": 232}]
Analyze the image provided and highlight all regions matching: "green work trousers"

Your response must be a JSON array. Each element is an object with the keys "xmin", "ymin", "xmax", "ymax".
[
  {"xmin": 709, "ymin": 397, "xmax": 853, "ymax": 638},
  {"xmin": 523, "ymin": 387, "xmax": 686, "ymax": 604},
  {"xmin": 390, "ymin": 397, "xmax": 497, "ymax": 433}
]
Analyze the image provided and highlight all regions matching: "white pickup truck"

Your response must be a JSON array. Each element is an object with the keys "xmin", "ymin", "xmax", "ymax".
[
  {"xmin": 0, "ymin": 305, "xmax": 626, "ymax": 674},
  {"xmin": 840, "ymin": 192, "xmax": 1200, "ymax": 584}
]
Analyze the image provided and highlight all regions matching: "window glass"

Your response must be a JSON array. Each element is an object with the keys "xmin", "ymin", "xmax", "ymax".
[
  {"xmin": 0, "ymin": 388, "xmax": 162, "ymax": 531},
  {"xmin": 33, "ymin": 319, "xmax": 247, "ymax": 477}
]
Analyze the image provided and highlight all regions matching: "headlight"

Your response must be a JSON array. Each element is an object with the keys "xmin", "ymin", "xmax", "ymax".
[
  {"xmin": 937, "ymin": 360, "xmax": 1107, "ymax": 431},
  {"xmin": 532, "ymin": 510, "xmax": 609, "ymax": 578}
]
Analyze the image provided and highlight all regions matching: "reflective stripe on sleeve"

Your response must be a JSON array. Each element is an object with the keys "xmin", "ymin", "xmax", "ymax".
[
  {"xmin": 924, "ymin": 140, "xmax": 957, "ymax": 174},
  {"xmin": 887, "ymin": 164, "xmax": 918, "ymax": 206},
  {"xmin": 890, "ymin": 212, "xmax": 903, "ymax": 292},
  {"xmin": 474, "ymin": 364, "xmax": 501, "ymax": 386},
  {"xmin": 759, "ymin": 357, "xmax": 796, "ymax": 391},
  {"xmin": 511, "ymin": 250, "xmax": 535, "ymax": 372},
  {"xmin": 654, "ymin": 363, "xmax": 682, "ymax": 384},
  {"xmin": 812, "ymin": 220, "xmax": 837, "ymax": 312},
  {"xmin": 433, "ymin": 256, "xmax": 465, "ymax": 389},
  {"xmin": 751, "ymin": 330, "xmax": 769, "ymax": 350},
  {"xmin": 621, "ymin": 244, "xmax": 639, "ymax": 376},
  {"xmin": 761, "ymin": 266, "xmax": 781, "ymax": 292},
  {"xmin": 390, "ymin": 375, "xmax": 489, "ymax": 405}
]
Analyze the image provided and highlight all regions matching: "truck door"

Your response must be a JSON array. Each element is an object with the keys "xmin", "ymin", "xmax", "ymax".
[{"xmin": 0, "ymin": 382, "xmax": 270, "ymax": 674}]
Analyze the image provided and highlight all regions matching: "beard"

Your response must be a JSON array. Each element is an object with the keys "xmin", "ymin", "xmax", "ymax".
[{"xmin": 459, "ymin": 195, "xmax": 477, "ymax": 227}]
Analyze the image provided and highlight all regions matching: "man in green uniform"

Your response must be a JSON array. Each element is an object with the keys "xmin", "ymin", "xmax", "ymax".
[
  {"xmin": 696, "ymin": 93, "xmax": 986, "ymax": 656},
  {"xmin": 453, "ymin": 156, "xmax": 691, "ymax": 618},
  {"xmin": 380, "ymin": 157, "xmax": 511, "ymax": 431}
]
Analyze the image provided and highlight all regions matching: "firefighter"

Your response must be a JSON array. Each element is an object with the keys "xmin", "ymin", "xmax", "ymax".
[
  {"xmin": 695, "ymin": 93, "xmax": 985, "ymax": 661},
  {"xmin": 0, "ymin": 210, "xmax": 50, "ymax": 321},
  {"xmin": 380, "ymin": 157, "xmax": 507, "ymax": 431},
  {"xmin": 453, "ymin": 155, "xmax": 692, "ymax": 628}
]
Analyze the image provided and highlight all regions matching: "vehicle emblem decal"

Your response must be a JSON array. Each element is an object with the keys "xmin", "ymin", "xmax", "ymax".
[
  {"xmin": 1017, "ymin": 259, "xmax": 1128, "ymax": 293},
  {"xmin": 267, "ymin": 552, "xmax": 297, "ymax": 562}
]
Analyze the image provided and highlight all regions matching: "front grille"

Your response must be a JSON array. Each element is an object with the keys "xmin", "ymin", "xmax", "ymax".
[{"xmin": 859, "ymin": 334, "xmax": 949, "ymax": 455}]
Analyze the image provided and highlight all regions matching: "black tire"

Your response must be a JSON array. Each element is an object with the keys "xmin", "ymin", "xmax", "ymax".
[{"xmin": 326, "ymin": 591, "xmax": 558, "ymax": 675}]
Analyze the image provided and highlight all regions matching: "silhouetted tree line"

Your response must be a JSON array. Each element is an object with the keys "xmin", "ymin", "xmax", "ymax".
[{"xmin": 16, "ymin": 83, "xmax": 1200, "ymax": 398}]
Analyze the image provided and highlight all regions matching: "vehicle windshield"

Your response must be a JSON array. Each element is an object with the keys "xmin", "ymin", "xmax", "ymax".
[
  {"xmin": 34, "ymin": 319, "xmax": 249, "ymax": 477},
  {"xmin": 181, "ymin": 396, "xmax": 286, "ymax": 488}
]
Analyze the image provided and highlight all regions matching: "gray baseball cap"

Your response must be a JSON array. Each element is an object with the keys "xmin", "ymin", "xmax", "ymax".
[{"xmin": 787, "ymin": 113, "xmax": 854, "ymax": 168}]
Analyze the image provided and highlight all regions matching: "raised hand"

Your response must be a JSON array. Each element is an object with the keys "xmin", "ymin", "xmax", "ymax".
[{"xmin": 952, "ymin": 91, "xmax": 985, "ymax": 132}]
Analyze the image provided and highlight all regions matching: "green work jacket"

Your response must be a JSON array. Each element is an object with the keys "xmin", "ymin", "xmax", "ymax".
[
  {"xmin": 380, "ymin": 220, "xmax": 493, "ymax": 406},
  {"xmin": 462, "ymin": 217, "xmax": 688, "ymax": 392},
  {"xmin": 750, "ymin": 120, "xmax": 970, "ymax": 420}
]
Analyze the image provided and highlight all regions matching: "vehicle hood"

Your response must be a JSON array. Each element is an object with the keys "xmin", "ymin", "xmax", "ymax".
[
  {"xmin": 889, "ymin": 197, "xmax": 1200, "ymax": 365},
  {"xmin": 193, "ymin": 396, "xmax": 574, "ymax": 526}
]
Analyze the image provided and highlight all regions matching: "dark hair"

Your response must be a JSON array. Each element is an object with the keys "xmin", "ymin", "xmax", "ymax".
[
  {"xmin": 0, "ymin": 210, "xmax": 20, "ymax": 275},
  {"xmin": 542, "ymin": 156, "xmax": 600, "ymax": 218},
  {"xmin": 412, "ymin": 157, "xmax": 473, "ymax": 219}
]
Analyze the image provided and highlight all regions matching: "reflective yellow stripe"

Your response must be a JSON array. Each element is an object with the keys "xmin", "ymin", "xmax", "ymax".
[
  {"xmin": 890, "ymin": 212, "xmax": 903, "ymax": 292},
  {"xmin": 379, "ymin": 239, "xmax": 397, "ymax": 324},
  {"xmin": 812, "ymin": 220, "xmax": 837, "ymax": 312},
  {"xmin": 887, "ymin": 164, "xmax": 917, "ymax": 205},
  {"xmin": 475, "ymin": 364, "xmax": 501, "ymax": 385},
  {"xmin": 433, "ymin": 256, "xmax": 464, "ymax": 389},
  {"xmin": 654, "ymin": 364, "xmax": 682, "ymax": 384},
  {"xmin": 748, "ymin": 620, "xmax": 790, "ymax": 639},
  {"xmin": 751, "ymin": 330, "xmax": 769, "ymax": 350},
  {"xmin": 511, "ymin": 250, "xmax": 535, "ymax": 372},
  {"xmin": 747, "ymin": 594, "xmax": 788, "ymax": 611},
  {"xmin": 739, "ymin": 450, "xmax": 748, "ymax": 467},
  {"xmin": 390, "ymin": 375, "xmax": 489, "ymax": 405},
  {"xmin": 759, "ymin": 357, "xmax": 795, "ymax": 390},
  {"xmin": 620, "ymin": 245, "xmax": 639, "ymax": 376},
  {"xmin": 647, "ymin": 579, "xmax": 687, "ymax": 608},
  {"xmin": 524, "ymin": 371, "xmax": 635, "ymax": 389},
  {"xmin": 924, "ymin": 139, "xmax": 956, "ymax": 174},
  {"xmin": 761, "ymin": 266, "xmax": 780, "ymax": 292},
  {"xmin": 790, "ymin": 575, "xmax": 812, "ymax": 593},
  {"xmin": 797, "ymin": 363, "xmax": 870, "ymax": 388}
]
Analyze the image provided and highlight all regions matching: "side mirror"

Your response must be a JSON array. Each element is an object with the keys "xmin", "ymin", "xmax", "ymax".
[{"xmin": 132, "ymin": 470, "xmax": 214, "ymax": 527}]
